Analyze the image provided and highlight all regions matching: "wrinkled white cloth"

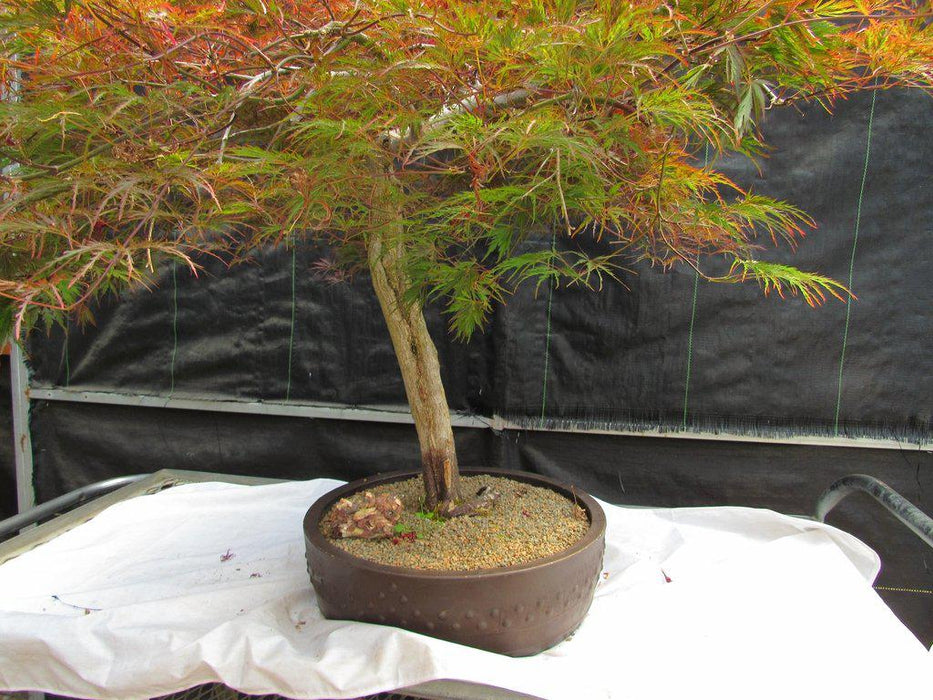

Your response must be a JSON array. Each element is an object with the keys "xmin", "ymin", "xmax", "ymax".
[{"xmin": 0, "ymin": 479, "xmax": 928, "ymax": 699}]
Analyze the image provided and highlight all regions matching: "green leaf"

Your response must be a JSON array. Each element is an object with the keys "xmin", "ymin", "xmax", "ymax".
[{"xmin": 728, "ymin": 259, "xmax": 850, "ymax": 307}]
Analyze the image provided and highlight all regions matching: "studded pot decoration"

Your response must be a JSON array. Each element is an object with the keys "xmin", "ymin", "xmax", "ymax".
[{"xmin": 303, "ymin": 469, "xmax": 607, "ymax": 656}]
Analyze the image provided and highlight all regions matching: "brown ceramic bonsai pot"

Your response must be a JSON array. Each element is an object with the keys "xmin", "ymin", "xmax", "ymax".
[{"xmin": 303, "ymin": 468, "xmax": 606, "ymax": 657}]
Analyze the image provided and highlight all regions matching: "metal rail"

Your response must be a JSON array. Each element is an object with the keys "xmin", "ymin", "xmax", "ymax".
[
  {"xmin": 27, "ymin": 386, "xmax": 932, "ymax": 452},
  {"xmin": 815, "ymin": 474, "xmax": 933, "ymax": 549},
  {"xmin": 0, "ymin": 475, "xmax": 148, "ymax": 541},
  {"xmin": 11, "ymin": 343, "xmax": 35, "ymax": 513},
  {"xmin": 0, "ymin": 470, "xmax": 286, "ymax": 566}
]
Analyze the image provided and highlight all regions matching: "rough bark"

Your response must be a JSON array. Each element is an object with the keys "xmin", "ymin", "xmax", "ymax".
[{"xmin": 366, "ymin": 215, "xmax": 461, "ymax": 512}]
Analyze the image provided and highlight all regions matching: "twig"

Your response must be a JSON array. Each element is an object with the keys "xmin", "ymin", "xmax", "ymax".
[{"xmin": 51, "ymin": 594, "xmax": 101, "ymax": 612}]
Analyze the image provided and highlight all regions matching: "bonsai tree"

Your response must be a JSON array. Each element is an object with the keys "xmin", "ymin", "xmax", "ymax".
[{"xmin": 1, "ymin": 1, "xmax": 930, "ymax": 513}]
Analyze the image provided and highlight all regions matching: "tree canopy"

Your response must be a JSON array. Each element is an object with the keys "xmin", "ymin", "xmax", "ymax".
[{"xmin": 1, "ymin": 0, "xmax": 930, "ymax": 338}]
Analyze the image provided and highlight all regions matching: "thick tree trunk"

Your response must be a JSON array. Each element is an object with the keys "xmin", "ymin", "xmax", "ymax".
[{"xmin": 366, "ymin": 222, "xmax": 461, "ymax": 512}]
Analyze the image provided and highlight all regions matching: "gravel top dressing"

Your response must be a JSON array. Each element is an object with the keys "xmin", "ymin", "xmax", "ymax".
[{"xmin": 321, "ymin": 475, "xmax": 590, "ymax": 571}]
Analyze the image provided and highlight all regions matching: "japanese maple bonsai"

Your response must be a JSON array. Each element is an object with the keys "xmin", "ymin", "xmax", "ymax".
[{"xmin": 1, "ymin": 1, "xmax": 930, "ymax": 515}]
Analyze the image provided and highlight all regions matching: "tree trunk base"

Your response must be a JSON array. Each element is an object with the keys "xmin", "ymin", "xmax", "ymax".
[{"xmin": 423, "ymin": 454, "xmax": 460, "ymax": 514}]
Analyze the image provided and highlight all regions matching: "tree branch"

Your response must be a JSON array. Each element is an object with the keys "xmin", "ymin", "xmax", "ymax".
[{"xmin": 381, "ymin": 87, "xmax": 536, "ymax": 152}]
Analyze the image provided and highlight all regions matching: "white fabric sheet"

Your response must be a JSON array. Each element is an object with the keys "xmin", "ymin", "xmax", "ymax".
[{"xmin": 0, "ymin": 479, "xmax": 929, "ymax": 699}]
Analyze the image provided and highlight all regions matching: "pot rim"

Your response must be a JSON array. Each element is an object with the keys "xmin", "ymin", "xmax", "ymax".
[{"xmin": 304, "ymin": 468, "xmax": 606, "ymax": 580}]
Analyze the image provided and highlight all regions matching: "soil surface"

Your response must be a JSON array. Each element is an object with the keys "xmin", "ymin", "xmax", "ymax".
[{"xmin": 321, "ymin": 475, "xmax": 590, "ymax": 571}]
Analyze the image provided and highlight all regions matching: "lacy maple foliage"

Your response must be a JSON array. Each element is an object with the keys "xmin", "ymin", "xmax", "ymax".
[{"xmin": 0, "ymin": 0, "xmax": 930, "ymax": 338}]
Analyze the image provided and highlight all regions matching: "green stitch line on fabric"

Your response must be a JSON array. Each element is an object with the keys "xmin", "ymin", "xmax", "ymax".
[
  {"xmin": 63, "ymin": 331, "xmax": 70, "ymax": 387},
  {"xmin": 540, "ymin": 228, "xmax": 558, "ymax": 424},
  {"xmin": 286, "ymin": 242, "xmax": 297, "ymax": 401},
  {"xmin": 682, "ymin": 142, "xmax": 709, "ymax": 430},
  {"xmin": 834, "ymin": 91, "xmax": 877, "ymax": 436},
  {"xmin": 169, "ymin": 263, "xmax": 179, "ymax": 397}
]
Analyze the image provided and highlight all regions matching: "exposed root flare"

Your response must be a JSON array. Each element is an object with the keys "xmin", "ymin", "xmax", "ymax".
[{"xmin": 446, "ymin": 485, "xmax": 501, "ymax": 518}]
